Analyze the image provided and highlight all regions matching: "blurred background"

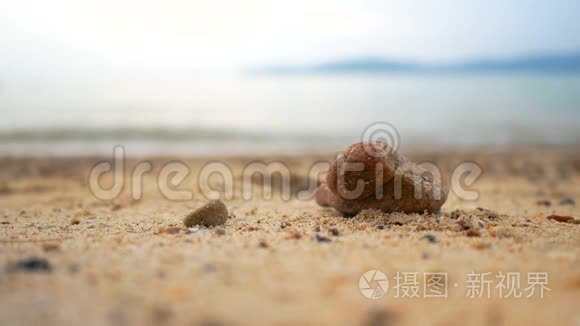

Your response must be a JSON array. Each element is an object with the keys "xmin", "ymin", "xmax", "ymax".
[{"xmin": 1, "ymin": 0, "xmax": 579, "ymax": 155}]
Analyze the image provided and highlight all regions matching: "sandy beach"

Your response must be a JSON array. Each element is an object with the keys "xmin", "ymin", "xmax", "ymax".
[{"xmin": 0, "ymin": 146, "xmax": 579, "ymax": 325}]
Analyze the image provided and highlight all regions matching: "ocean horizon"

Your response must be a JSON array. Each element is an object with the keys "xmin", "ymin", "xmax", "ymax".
[{"xmin": 1, "ymin": 73, "xmax": 579, "ymax": 155}]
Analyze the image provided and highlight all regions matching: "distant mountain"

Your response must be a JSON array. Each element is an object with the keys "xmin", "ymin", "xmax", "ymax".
[{"xmin": 250, "ymin": 53, "xmax": 580, "ymax": 75}]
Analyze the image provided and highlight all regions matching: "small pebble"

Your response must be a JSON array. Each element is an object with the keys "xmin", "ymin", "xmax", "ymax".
[
  {"xmin": 184, "ymin": 200, "xmax": 229, "ymax": 227},
  {"xmin": 476, "ymin": 207, "xmax": 499, "ymax": 219},
  {"xmin": 536, "ymin": 200, "xmax": 551, "ymax": 207},
  {"xmin": 364, "ymin": 308, "xmax": 397, "ymax": 326},
  {"xmin": 547, "ymin": 215, "xmax": 575, "ymax": 223},
  {"xmin": 42, "ymin": 242, "xmax": 61, "ymax": 252},
  {"xmin": 466, "ymin": 229, "xmax": 481, "ymax": 237},
  {"xmin": 329, "ymin": 228, "xmax": 340, "ymax": 236},
  {"xmin": 286, "ymin": 231, "xmax": 302, "ymax": 240},
  {"xmin": 314, "ymin": 234, "xmax": 331, "ymax": 243},
  {"xmin": 214, "ymin": 228, "xmax": 226, "ymax": 236},
  {"xmin": 258, "ymin": 240, "xmax": 269, "ymax": 248},
  {"xmin": 471, "ymin": 242, "xmax": 491, "ymax": 250},
  {"xmin": 559, "ymin": 198, "xmax": 575, "ymax": 206},
  {"xmin": 8, "ymin": 256, "xmax": 52, "ymax": 273},
  {"xmin": 421, "ymin": 234, "xmax": 437, "ymax": 243}
]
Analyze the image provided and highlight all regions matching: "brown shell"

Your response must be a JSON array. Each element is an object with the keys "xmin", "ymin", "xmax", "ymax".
[{"xmin": 316, "ymin": 142, "xmax": 448, "ymax": 214}]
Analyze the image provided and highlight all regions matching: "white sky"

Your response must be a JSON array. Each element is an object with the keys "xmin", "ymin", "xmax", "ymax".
[{"xmin": 1, "ymin": 0, "xmax": 580, "ymax": 75}]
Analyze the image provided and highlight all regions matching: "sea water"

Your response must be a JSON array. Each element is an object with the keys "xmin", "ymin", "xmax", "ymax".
[{"xmin": 1, "ymin": 74, "xmax": 579, "ymax": 155}]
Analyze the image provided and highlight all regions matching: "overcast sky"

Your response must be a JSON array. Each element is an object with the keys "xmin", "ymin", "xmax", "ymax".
[{"xmin": 1, "ymin": 0, "xmax": 580, "ymax": 75}]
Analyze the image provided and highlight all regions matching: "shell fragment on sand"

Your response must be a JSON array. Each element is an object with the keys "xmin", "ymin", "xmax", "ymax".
[{"xmin": 315, "ymin": 142, "xmax": 448, "ymax": 215}]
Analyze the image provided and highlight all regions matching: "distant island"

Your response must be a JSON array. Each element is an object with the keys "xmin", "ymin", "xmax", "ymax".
[{"xmin": 249, "ymin": 53, "xmax": 580, "ymax": 75}]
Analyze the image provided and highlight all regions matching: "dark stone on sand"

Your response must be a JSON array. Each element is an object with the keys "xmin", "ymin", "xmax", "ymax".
[
  {"xmin": 421, "ymin": 234, "xmax": 437, "ymax": 243},
  {"xmin": 314, "ymin": 234, "xmax": 331, "ymax": 243},
  {"xmin": 184, "ymin": 200, "xmax": 229, "ymax": 227},
  {"xmin": 329, "ymin": 227, "xmax": 340, "ymax": 236},
  {"xmin": 546, "ymin": 215, "xmax": 575, "ymax": 223},
  {"xmin": 536, "ymin": 200, "xmax": 551, "ymax": 207},
  {"xmin": 364, "ymin": 308, "xmax": 397, "ymax": 326},
  {"xmin": 8, "ymin": 256, "xmax": 52, "ymax": 273},
  {"xmin": 559, "ymin": 198, "xmax": 575, "ymax": 206},
  {"xmin": 466, "ymin": 229, "xmax": 481, "ymax": 237}
]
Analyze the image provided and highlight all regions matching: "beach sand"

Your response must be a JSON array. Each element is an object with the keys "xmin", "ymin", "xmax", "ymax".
[{"xmin": 0, "ymin": 147, "xmax": 579, "ymax": 325}]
